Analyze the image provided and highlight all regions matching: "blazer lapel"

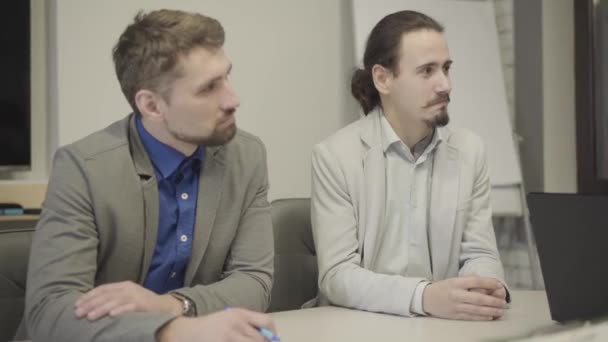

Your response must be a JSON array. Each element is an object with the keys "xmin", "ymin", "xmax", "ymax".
[
  {"xmin": 359, "ymin": 109, "xmax": 387, "ymax": 267},
  {"xmin": 126, "ymin": 115, "xmax": 160, "ymax": 283},
  {"xmin": 429, "ymin": 135, "xmax": 459, "ymax": 280},
  {"xmin": 139, "ymin": 180, "xmax": 159, "ymax": 282},
  {"xmin": 185, "ymin": 145, "xmax": 226, "ymax": 283},
  {"xmin": 361, "ymin": 146, "xmax": 386, "ymax": 267}
]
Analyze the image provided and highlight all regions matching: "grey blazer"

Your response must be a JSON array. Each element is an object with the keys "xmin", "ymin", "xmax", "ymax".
[
  {"xmin": 25, "ymin": 114, "xmax": 274, "ymax": 341},
  {"xmin": 311, "ymin": 109, "xmax": 506, "ymax": 316}
]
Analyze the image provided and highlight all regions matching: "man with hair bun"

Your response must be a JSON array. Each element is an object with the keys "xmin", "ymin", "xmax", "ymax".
[{"xmin": 311, "ymin": 10, "xmax": 509, "ymax": 320}]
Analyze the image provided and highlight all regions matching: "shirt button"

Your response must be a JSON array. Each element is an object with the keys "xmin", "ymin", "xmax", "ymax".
[
  {"xmin": 170, "ymin": 272, "xmax": 176, "ymax": 278},
  {"xmin": 181, "ymin": 193, "xmax": 189, "ymax": 200},
  {"xmin": 180, "ymin": 234, "xmax": 188, "ymax": 242}
]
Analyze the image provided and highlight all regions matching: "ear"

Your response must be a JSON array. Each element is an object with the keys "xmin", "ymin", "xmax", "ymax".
[
  {"xmin": 371, "ymin": 64, "xmax": 393, "ymax": 95},
  {"xmin": 134, "ymin": 89, "xmax": 166, "ymax": 122}
]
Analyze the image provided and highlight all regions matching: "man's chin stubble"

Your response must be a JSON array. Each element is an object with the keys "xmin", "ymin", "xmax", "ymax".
[
  {"xmin": 202, "ymin": 126, "xmax": 237, "ymax": 146},
  {"xmin": 176, "ymin": 126, "xmax": 237, "ymax": 147}
]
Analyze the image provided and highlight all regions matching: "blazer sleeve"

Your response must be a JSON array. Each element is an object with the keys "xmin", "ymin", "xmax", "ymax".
[
  {"xmin": 172, "ymin": 142, "xmax": 274, "ymax": 314},
  {"xmin": 311, "ymin": 143, "xmax": 426, "ymax": 317},
  {"xmin": 457, "ymin": 139, "xmax": 510, "ymax": 299},
  {"xmin": 25, "ymin": 147, "xmax": 176, "ymax": 342}
]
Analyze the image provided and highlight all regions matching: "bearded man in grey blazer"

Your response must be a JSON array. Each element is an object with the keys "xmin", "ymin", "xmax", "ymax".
[
  {"xmin": 25, "ymin": 9, "xmax": 276, "ymax": 342},
  {"xmin": 311, "ymin": 10, "xmax": 509, "ymax": 320}
]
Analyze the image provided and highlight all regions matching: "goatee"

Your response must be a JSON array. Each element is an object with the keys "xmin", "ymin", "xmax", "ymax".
[{"xmin": 425, "ymin": 110, "xmax": 450, "ymax": 128}]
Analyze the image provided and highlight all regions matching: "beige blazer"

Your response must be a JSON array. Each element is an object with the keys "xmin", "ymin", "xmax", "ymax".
[
  {"xmin": 25, "ymin": 114, "xmax": 274, "ymax": 341},
  {"xmin": 311, "ymin": 109, "xmax": 506, "ymax": 316}
]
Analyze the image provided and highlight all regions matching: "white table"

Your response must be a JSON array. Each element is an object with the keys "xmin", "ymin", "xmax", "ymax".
[{"xmin": 271, "ymin": 291, "xmax": 554, "ymax": 342}]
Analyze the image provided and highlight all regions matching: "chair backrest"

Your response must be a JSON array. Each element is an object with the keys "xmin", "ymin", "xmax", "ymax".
[
  {"xmin": 0, "ymin": 225, "xmax": 35, "ymax": 341},
  {"xmin": 268, "ymin": 198, "xmax": 318, "ymax": 312}
]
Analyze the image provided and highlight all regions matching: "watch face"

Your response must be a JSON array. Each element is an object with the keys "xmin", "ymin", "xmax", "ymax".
[
  {"xmin": 172, "ymin": 293, "xmax": 196, "ymax": 317},
  {"xmin": 184, "ymin": 299, "xmax": 196, "ymax": 317}
]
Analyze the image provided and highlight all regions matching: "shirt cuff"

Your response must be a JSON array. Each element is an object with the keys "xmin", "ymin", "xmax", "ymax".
[{"xmin": 410, "ymin": 281, "xmax": 431, "ymax": 316}]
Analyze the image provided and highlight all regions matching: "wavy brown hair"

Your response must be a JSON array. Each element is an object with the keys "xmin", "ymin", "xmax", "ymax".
[{"xmin": 112, "ymin": 9, "xmax": 225, "ymax": 111}]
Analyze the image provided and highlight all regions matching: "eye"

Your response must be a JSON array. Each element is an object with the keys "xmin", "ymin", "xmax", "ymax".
[
  {"xmin": 419, "ymin": 65, "xmax": 435, "ymax": 78},
  {"xmin": 443, "ymin": 64, "xmax": 451, "ymax": 75},
  {"xmin": 423, "ymin": 66, "xmax": 434, "ymax": 76},
  {"xmin": 199, "ymin": 82, "xmax": 217, "ymax": 94}
]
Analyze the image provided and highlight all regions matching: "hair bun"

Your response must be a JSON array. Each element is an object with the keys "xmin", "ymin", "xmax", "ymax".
[{"xmin": 350, "ymin": 68, "xmax": 378, "ymax": 114}]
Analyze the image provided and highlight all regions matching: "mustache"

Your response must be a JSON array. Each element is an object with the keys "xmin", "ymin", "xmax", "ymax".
[
  {"xmin": 224, "ymin": 108, "xmax": 236, "ymax": 116},
  {"xmin": 425, "ymin": 94, "xmax": 450, "ymax": 108}
]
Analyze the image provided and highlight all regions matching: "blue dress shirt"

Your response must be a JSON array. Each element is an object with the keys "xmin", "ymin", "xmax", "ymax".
[{"xmin": 136, "ymin": 116, "xmax": 204, "ymax": 294}]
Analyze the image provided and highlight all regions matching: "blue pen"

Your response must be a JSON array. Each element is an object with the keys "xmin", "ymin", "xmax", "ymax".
[
  {"xmin": 225, "ymin": 307, "xmax": 281, "ymax": 342},
  {"xmin": 258, "ymin": 327, "xmax": 281, "ymax": 342}
]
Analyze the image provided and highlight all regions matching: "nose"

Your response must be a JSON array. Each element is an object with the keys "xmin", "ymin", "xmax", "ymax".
[
  {"xmin": 436, "ymin": 71, "xmax": 452, "ymax": 94},
  {"xmin": 220, "ymin": 81, "xmax": 240, "ymax": 111}
]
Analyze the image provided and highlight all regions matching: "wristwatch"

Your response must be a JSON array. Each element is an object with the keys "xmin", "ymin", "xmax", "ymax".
[{"xmin": 170, "ymin": 293, "xmax": 197, "ymax": 317}]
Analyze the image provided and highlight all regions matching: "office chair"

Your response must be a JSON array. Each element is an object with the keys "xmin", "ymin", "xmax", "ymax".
[
  {"xmin": 0, "ymin": 226, "xmax": 35, "ymax": 341},
  {"xmin": 267, "ymin": 198, "xmax": 318, "ymax": 312}
]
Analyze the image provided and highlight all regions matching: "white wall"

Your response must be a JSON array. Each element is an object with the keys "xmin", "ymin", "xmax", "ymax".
[
  {"xmin": 7, "ymin": 0, "xmax": 578, "ymax": 199},
  {"xmin": 47, "ymin": 0, "xmax": 358, "ymax": 200},
  {"xmin": 494, "ymin": 0, "xmax": 515, "ymax": 123},
  {"xmin": 542, "ymin": 0, "xmax": 577, "ymax": 192}
]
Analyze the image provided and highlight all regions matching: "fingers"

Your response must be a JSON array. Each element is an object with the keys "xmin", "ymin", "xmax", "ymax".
[
  {"xmin": 457, "ymin": 290, "xmax": 507, "ymax": 309},
  {"xmin": 492, "ymin": 286, "xmax": 507, "ymax": 300},
  {"xmin": 469, "ymin": 286, "xmax": 507, "ymax": 302},
  {"xmin": 76, "ymin": 282, "xmax": 129, "ymax": 309},
  {"xmin": 456, "ymin": 302, "xmax": 505, "ymax": 318},
  {"xmin": 453, "ymin": 313, "xmax": 494, "ymax": 321},
  {"xmin": 426, "ymin": 277, "xmax": 508, "ymax": 322},
  {"xmin": 76, "ymin": 282, "xmax": 127, "ymax": 306},
  {"xmin": 76, "ymin": 294, "xmax": 113, "ymax": 318},
  {"xmin": 75, "ymin": 288, "xmax": 105, "ymax": 310},
  {"xmin": 450, "ymin": 288, "xmax": 506, "ymax": 321},
  {"xmin": 458, "ymin": 276, "xmax": 502, "ymax": 291},
  {"xmin": 236, "ymin": 308, "xmax": 277, "ymax": 334},
  {"xmin": 109, "ymin": 303, "xmax": 137, "ymax": 317},
  {"xmin": 226, "ymin": 309, "xmax": 276, "ymax": 342},
  {"xmin": 75, "ymin": 281, "xmax": 137, "ymax": 320},
  {"xmin": 469, "ymin": 288, "xmax": 491, "ymax": 295},
  {"xmin": 76, "ymin": 291, "xmax": 129, "ymax": 319},
  {"xmin": 240, "ymin": 325, "xmax": 267, "ymax": 342},
  {"xmin": 83, "ymin": 300, "xmax": 122, "ymax": 321}
]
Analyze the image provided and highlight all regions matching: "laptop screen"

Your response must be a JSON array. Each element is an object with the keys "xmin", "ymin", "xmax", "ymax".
[{"xmin": 527, "ymin": 192, "xmax": 608, "ymax": 322}]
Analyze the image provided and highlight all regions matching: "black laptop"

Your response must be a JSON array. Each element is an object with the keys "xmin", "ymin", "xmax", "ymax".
[{"xmin": 527, "ymin": 192, "xmax": 608, "ymax": 322}]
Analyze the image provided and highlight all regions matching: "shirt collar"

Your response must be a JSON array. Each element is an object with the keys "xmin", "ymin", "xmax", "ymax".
[
  {"xmin": 381, "ymin": 113, "xmax": 403, "ymax": 153},
  {"xmin": 380, "ymin": 111, "xmax": 444, "ymax": 158},
  {"xmin": 135, "ymin": 115, "xmax": 204, "ymax": 179}
]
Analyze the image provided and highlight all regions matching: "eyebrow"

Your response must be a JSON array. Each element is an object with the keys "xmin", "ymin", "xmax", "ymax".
[
  {"xmin": 416, "ymin": 59, "xmax": 453, "ymax": 72},
  {"xmin": 195, "ymin": 63, "xmax": 233, "ymax": 92}
]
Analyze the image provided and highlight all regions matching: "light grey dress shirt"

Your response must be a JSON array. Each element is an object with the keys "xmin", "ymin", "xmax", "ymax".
[{"xmin": 378, "ymin": 114, "xmax": 443, "ymax": 315}]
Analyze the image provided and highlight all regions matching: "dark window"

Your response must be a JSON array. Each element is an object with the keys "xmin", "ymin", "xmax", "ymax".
[{"xmin": 0, "ymin": 1, "xmax": 31, "ymax": 169}]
